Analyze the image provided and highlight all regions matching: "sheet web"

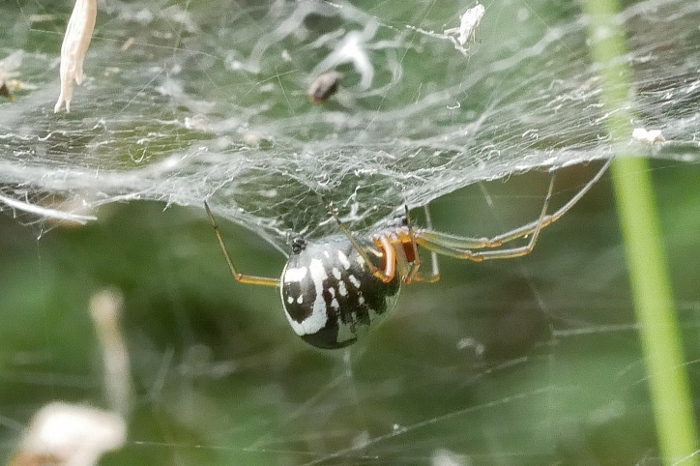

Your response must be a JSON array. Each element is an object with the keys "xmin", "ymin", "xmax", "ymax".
[
  {"xmin": 0, "ymin": 0, "xmax": 697, "ymax": 244},
  {"xmin": 0, "ymin": 0, "xmax": 699, "ymax": 465}
]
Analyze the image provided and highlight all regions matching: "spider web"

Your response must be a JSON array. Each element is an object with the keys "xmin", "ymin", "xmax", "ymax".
[
  {"xmin": 1, "ymin": 0, "xmax": 699, "ymax": 465},
  {"xmin": 0, "ymin": 0, "xmax": 698, "ymax": 247}
]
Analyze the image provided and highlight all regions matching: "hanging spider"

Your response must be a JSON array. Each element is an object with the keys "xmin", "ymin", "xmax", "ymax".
[{"xmin": 204, "ymin": 160, "xmax": 611, "ymax": 349}]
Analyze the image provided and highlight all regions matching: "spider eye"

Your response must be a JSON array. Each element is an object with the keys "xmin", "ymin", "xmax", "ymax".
[{"xmin": 291, "ymin": 237, "xmax": 307, "ymax": 255}]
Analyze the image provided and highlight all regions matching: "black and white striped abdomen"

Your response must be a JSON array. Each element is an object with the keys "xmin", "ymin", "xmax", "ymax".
[{"xmin": 280, "ymin": 236, "xmax": 401, "ymax": 349}]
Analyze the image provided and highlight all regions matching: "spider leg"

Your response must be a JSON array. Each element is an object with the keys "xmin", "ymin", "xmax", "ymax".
[
  {"xmin": 377, "ymin": 235, "xmax": 397, "ymax": 282},
  {"xmin": 403, "ymin": 204, "xmax": 422, "ymax": 282},
  {"xmin": 411, "ymin": 173, "xmax": 555, "ymax": 261},
  {"xmin": 488, "ymin": 158, "xmax": 612, "ymax": 245},
  {"xmin": 324, "ymin": 199, "xmax": 396, "ymax": 283},
  {"xmin": 411, "ymin": 230, "xmax": 501, "ymax": 252},
  {"xmin": 413, "ymin": 171, "xmax": 552, "ymax": 262},
  {"xmin": 423, "ymin": 206, "xmax": 441, "ymax": 282},
  {"xmin": 404, "ymin": 206, "xmax": 441, "ymax": 283},
  {"xmin": 204, "ymin": 201, "xmax": 280, "ymax": 287},
  {"xmin": 413, "ymin": 158, "xmax": 611, "ymax": 261},
  {"xmin": 392, "ymin": 234, "xmax": 412, "ymax": 280},
  {"xmin": 455, "ymin": 167, "xmax": 556, "ymax": 261}
]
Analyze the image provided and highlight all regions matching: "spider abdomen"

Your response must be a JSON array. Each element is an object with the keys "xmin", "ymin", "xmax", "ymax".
[{"xmin": 280, "ymin": 236, "xmax": 401, "ymax": 349}]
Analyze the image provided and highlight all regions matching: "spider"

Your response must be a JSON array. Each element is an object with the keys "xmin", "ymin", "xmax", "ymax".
[{"xmin": 205, "ymin": 160, "xmax": 611, "ymax": 349}]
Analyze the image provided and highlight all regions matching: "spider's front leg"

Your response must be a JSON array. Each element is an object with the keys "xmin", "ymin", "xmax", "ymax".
[{"xmin": 204, "ymin": 201, "xmax": 280, "ymax": 287}]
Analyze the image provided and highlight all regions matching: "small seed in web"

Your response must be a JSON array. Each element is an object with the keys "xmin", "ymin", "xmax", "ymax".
[{"xmin": 307, "ymin": 71, "xmax": 342, "ymax": 104}]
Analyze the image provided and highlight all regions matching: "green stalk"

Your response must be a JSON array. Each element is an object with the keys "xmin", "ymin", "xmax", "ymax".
[{"xmin": 583, "ymin": 0, "xmax": 698, "ymax": 464}]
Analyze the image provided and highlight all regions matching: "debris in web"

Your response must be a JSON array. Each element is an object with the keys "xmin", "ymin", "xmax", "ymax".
[
  {"xmin": 54, "ymin": 0, "xmax": 97, "ymax": 113},
  {"xmin": 307, "ymin": 70, "xmax": 343, "ymax": 104},
  {"xmin": 0, "ymin": 193, "xmax": 97, "ymax": 225},
  {"xmin": 632, "ymin": 127, "xmax": 666, "ymax": 145},
  {"xmin": 310, "ymin": 28, "xmax": 376, "ymax": 91},
  {"xmin": 444, "ymin": 3, "xmax": 485, "ymax": 57}
]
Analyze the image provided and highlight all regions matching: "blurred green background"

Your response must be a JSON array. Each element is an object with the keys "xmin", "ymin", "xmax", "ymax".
[
  {"xmin": 1, "ymin": 0, "xmax": 700, "ymax": 465},
  {"xmin": 1, "ymin": 159, "xmax": 699, "ymax": 465}
]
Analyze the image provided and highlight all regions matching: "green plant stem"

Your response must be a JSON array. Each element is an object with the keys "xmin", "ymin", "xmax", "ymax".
[{"xmin": 583, "ymin": 0, "xmax": 699, "ymax": 464}]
